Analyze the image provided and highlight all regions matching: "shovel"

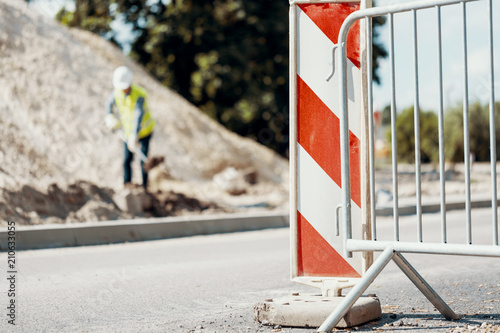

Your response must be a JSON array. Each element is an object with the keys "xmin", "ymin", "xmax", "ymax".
[{"xmin": 115, "ymin": 130, "xmax": 164, "ymax": 172}]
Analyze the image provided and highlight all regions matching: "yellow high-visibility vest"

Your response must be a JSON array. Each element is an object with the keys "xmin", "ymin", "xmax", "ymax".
[{"xmin": 114, "ymin": 84, "xmax": 156, "ymax": 139}]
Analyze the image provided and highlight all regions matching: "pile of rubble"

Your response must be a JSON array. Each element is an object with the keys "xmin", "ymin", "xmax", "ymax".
[{"xmin": 0, "ymin": 0, "xmax": 288, "ymax": 225}]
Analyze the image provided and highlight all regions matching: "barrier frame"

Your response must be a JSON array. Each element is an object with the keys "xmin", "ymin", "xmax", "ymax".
[
  {"xmin": 319, "ymin": 0, "xmax": 500, "ymax": 331},
  {"xmin": 289, "ymin": 0, "xmax": 373, "ymax": 295}
]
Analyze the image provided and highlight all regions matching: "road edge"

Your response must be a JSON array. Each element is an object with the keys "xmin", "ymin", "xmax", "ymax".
[{"xmin": 0, "ymin": 211, "xmax": 289, "ymax": 251}]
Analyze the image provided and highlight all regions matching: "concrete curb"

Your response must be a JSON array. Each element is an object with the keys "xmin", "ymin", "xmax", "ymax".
[
  {"xmin": 1, "ymin": 198, "xmax": 494, "ymax": 251},
  {"xmin": 0, "ymin": 211, "xmax": 289, "ymax": 251},
  {"xmin": 375, "ymin": 199, "xmax": 499, "ymax": 216}
]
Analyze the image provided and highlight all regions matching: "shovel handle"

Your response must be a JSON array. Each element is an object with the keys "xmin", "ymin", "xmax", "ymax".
[{"xmin": 115, "ymin": 130, "xmax": 148, "ymax": 163}]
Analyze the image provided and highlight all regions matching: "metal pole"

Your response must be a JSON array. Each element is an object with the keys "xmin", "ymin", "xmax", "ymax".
[
  {"xmin": 338, "ymin": 24, "xmax": 352, "ymax": 258},
  {"xmin": 461, "ymin": 1, "xmax": 472, "ymax": 244},
  {"xmin": 412, "ymin": 9, "xmax": 423, "ymax": 242},
  {"xmin": 347, "ymin": 239, "xmax": 500, "ymax": 257},
  {"xmin": 367, "ymin": 16, "xmax": 377, "ymax": 241},
  {"xmin": 389, "ymin": 13, "xmax": 400, "ymax": 241},
  {"xmin": 318, "ymin": 247, "xmax": 395, "ymax": 332},
  {"xmin": 437, "ymin": 5, "xmax": 447, "ymax": 243},
  {"xmin": 393, "ymin": 253, "xmax": 460, "ymax": 320},
  {"xmin": 487, "ymin": 0, "xmax": 498, "ymax": 246},
  {"xmin": 289, "ymin": 2, "xmax": 299, "ymax": 279}
]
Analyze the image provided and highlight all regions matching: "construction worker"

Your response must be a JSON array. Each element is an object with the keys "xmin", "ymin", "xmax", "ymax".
[{"xmin": 105, "ymin": 66, "xmax": 156, "ymax": 189}]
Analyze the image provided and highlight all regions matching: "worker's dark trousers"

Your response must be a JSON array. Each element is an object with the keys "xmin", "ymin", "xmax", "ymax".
[{"xmin": 123, "ymin": 134, "xmax": 152, "ymax": 189}]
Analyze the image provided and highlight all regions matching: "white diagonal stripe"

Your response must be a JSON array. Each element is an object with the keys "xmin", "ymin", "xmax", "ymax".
[
  {"xmin": 297, "ymin": 143, "xmax": 362, "ymax": 272},
  {"xmin": 296, "ymin": 6, "xmax": 362, "ymax": 139}
]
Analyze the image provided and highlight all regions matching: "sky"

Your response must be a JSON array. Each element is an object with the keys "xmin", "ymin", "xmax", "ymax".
[
  {"xmin": 30, "ymin": 0, "xmax": 499, "ymax": 113},
  {"xmin": 371, "ymin": 0, "xmax": 500, "ymax": 112},
  {"xmin": 29, "ymin": 0, "xmax": 68, "ymax": 17}
]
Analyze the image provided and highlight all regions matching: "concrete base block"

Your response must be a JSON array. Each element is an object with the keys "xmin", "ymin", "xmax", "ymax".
[{"xmin": 254, "ymin": 293, "xmax": 381, "ymax": 329}]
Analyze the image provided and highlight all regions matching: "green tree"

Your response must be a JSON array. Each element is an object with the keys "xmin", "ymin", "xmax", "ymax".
[
  {"xmin": 371, "ymin": 15, "xmax": 387, "ymax": 85},
  {"xmin": 380, "ymin": 104, "xmax": 391, "ymax": 126},
  {"xmin": 131, "ymin": 0, "xmax": 291, "ymax": 154},
  {"xmin": 444, "ymin": 102, "xmax": 500, "ymax": 162},
  {"xmin": 56, "ymin": 0, "xmax": 112, "ymax": 36},
  {"xmin": 387, "ymin": 106, "xmax": 439, "ymax": 163},
  {"xmin": 57, "ymin": 0, "xmax": 387, "ymax": 157}
]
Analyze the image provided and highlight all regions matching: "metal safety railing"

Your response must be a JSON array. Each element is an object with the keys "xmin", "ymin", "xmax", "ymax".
[{"xmin": 319, "ymin": 0, "xmax": 499, "ymax": 331}]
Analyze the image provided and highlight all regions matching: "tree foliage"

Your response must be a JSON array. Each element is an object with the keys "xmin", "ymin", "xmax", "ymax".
[
  {"xmin": 444, "ymin": 102, "xmax": 500, "ymax": 162},
  {"xmin": 56, "ymin": 0, "xmax": 112, "ymax": 37},
  {"xmin": 130, "ymin": 0, "xmax": 291, "ymax": 155},
  {"xmin": 385, "ymin": 102, "xmax": 500, "ymax": 164},
  {"xmin": 57, "ymin": 0, "xmax": 387, "ymax": 157},
  {"xmin": 371, "ymin": 15, "xmax": 387, "ymax": 85},
  {"xmin": 387, "ymin": 106, "xmax": 439, "ymax": 163}
]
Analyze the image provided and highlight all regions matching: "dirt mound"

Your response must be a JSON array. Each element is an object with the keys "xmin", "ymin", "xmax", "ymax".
[
  {"xmin": 0, "ymin": 180, "xmax": 226, "ymax": 225},
  {"xmin": 149, "ymin": 189, "xmax": 223, "ymax": 217},
  {"xmin": 0, "ymin": 0, "xmax": 289, "ymax": 225},
  {"xmin": 0, "ymin": 181, "xmax": 125, "ymax": 225}
]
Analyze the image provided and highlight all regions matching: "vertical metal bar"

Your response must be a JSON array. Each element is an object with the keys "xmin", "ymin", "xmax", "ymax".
[
  {"xmin": 437, "ymin": 5, "xmax": 447, "ymax": 244},
  {"xmin": 367, "ymin": 16, "xmax": 377, "ymax": 241},
  {"xmin": 412, "ymin": 9, "xmax": 423, "ymax": 243},
  {"xmin": 488, "ymin": 0, "xmax": 498, "ymax": 246},
  {"xmin": 318, "ymin": 247, "xmax": 395, "ymax": 332},
  {"xmin": 339, "ymin": 27, "xmax": 352, "ymax": 258},
  {"xmin": 289, "ymin": 3, "xmax": 299, "ymax": 279},
  {"xmin": 389, "ymin": 13, "xmax": 400, "ymax": 241},
  {"xmin": 393, "ymin": 253, "xmax": 460, "ymax": 320},
  {"xmin": 462, "ymin": 1, "xmax": 472, "ymax": 244}
]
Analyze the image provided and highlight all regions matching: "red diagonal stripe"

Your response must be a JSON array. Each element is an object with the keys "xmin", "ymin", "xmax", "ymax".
[
  {"xmin": 297, "ymin": 211, "xmax": 361, "ymax": 277},
  {"xmin": 297, "ymin": 76, "xmax": 361, "ymax": 207},
  {"xmin": 298, "ymin": 3, "xmax": 361, "ymax": 68},
  {"xmin": 297, "ymin": 75, "xmax": 341, "ymax": 187},
  {"xmin": 349, "ymin": 130, "xmax": 361, "ymax": 207}
]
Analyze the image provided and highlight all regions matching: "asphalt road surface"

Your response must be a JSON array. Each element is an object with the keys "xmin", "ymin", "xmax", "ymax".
[{"xmin": 0, "ymin": 208, "xmax": 499, "ymax": 332}]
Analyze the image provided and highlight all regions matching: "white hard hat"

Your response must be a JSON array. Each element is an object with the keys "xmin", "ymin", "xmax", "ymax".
[{"xmin": 113, "ymin": 66, "xmax": 133, "ymax": 90}]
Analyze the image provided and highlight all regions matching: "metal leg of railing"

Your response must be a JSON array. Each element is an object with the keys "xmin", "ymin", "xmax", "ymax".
[
  {"xmin": 412, "ymin": 8, "xmax": 422, "ymax": 242},
  {"xmin": 388, "ymin": 13, "xmax": 399, "ymax": 241},
  {"xmin": 461, "ymin": 1, "xmax": 472, "ymax": 244},
  {"xmin": 392, "ymin": 253, "xmax": 460, "ymax": 320},
  {"xmin": 436, "ymin": 4, "xmax": 447, "ymax": 244},
  {"xmin": 488, "ymin": 0, "xmax": 498, "ymax": 246},
  {"xmin": 367, "ymin": 16, "xmax": 377, "ymax": 242},
  {"xmin": 317, "ymin": 247, "xmax": 395, "ymax": 332}
]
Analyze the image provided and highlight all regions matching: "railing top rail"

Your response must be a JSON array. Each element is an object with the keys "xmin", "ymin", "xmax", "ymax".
[
  {"xmin": 338, "ymin": 0, "xmax": 479, "ymax": 45},
  {"xmin": 349, "ymin": 0, "xmax": 478, "ymax": 20}
]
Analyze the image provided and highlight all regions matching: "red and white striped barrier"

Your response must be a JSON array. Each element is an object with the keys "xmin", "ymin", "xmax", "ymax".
[{"xmin": 290, "ymin": 0, "xmax": 369, "ymax": 295}]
